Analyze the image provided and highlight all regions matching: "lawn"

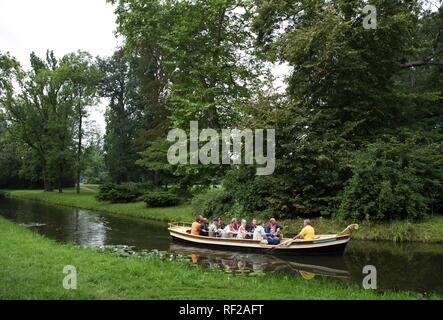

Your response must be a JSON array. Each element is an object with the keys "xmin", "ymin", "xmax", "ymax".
[{"xmin": 0, "ymin": 217, "xmax": 428, "ymax": 300}]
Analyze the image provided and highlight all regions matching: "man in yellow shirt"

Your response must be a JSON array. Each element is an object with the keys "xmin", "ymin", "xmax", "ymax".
[{"xmin": 294, "ymin": 219, "xmax": 315, "ymax": 240}]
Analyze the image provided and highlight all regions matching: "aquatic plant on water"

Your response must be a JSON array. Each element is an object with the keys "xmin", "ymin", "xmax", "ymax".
[
  {"xmin": 94, "ymin": 245, "xmax": 267, "ymax": 277},
  {"xmin": 95, "ymin": 245, "xmax": 192, "ymax": 263}
]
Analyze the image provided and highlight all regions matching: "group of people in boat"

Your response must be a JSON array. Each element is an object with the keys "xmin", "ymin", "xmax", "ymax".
[{"xmin": 190, "ymin": 215, "xmax": 315, "ymax": 245}]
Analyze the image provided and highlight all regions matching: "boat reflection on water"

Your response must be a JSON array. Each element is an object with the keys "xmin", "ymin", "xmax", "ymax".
[{"xmin": 169, "ymin": 243, "xmax": 351, "ymax": 281}]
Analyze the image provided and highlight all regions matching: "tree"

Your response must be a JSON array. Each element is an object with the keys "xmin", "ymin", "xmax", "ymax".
[
  {"xmin": 224, "ymin": 0, "xmax": 443, "ymax": 218},
  {"xmin": 1, "ymin": 51, "xmax": 95, "ymax": 192},
  {"xmin": 110, "ymin": 0, "xmax": 265, "ymax": 191},
  {"xmin": 0, "ymin": 54, "xmax": 24, "ymax": 187},
  {"xmin": 82, "ymin": 127, "xmax": 108, "ymax": 184},
  {"xmin": 2, "ymin": 52, "xmax": 58, "ymax": 191},
  {"xmin": 112, "ymin": 0, "xmax": 263, "ymax": 128},
  {"xmin": 59, "ymin": 51, "xmax": 101, "ymax": 193},
  {"xmin": 136, "ymin": 139, "xmax": 175, "ymax": 189},
  {"xmin": 98, "ymin": 51, "xmax": 141, "ymax": 183},
  {"xmin": 339, "ymin": 130, "xmax": 443, "ymax": 221}
]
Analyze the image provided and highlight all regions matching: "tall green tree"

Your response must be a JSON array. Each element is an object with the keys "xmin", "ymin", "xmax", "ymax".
[
  {"xmin": 82, "ymin": 124, "xmax": 108, "ymax": 184},
  {"xmin": 111, "ymin": 0, "xmax": 263, "ymax": 128},
  {"xmin": 224, "ymin": 0, "xmax": 443, "ymax": 219},
  {"xmin": 59, "ymin": 51, "xmax": 101, "ymax": 193},
  {"xmin": 98, "ymin": 51, "xmax": 141, "ymax": 183},
  {"xmin": 110, "ymin": 0, "xmax": 266, "ymax": 190},
  {"xmin": 1, "ymin": 51, "xmax": 97, "ymax": 192},
  {"xmin": 2, "ymin": 52, "xmax": 63, "ymax": 191}
]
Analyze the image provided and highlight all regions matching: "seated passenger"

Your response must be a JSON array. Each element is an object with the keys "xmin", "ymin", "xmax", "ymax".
[
  {"xmin": 199, "ymin": 217, "xmax": 209, "ymax": 236},
  {"xmin": 237, "ymin": 219, "xmax": 248, "ymax": 239},
  {"xmin": 293, "ymin": 219, "xmax": 315, "ymax": 240},
  {"xmin": 265, "ymin": 218, "xmax": 282, "ymax": 245},
  {"xmin": 222, "ymin": 218, "xmax": 238, "ymax": 238},
  {"xmin": 253, "ymin": 221, "xmax": 268, "ymax": 244},
  {"xmin": 191, "ymin": 216, "xmax": 201, "ymax": 236},
  {"xmin": 208, "ymin": 217, "xmax": 222, "ymax": 237},
  {"xmin": 230, "ymin": 218, "xmax": 238, "ymax": 234},
  {"xmin": 222, "ymin": 224, "xmax": 233, "ymax": 238},
  {"xmin": 246, "ymin": 219, "xmax": 257, "ymax": 239},
  {"xmin": 219, "ymin": 218, "xmax": 226, "ymax": 230}
]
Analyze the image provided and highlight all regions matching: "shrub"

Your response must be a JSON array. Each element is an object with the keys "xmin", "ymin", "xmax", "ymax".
[
  {"xmin": 191, "ymin": 188, "xmax": 234, "ymax": 218},
  {"xmin": 142, "ymin": 191, "xmax": 180, "ymax": 207},
  {"xmin": 223, "ymin": 166, "xmax": 296, "ymax": 218},
  {"xmin": 337, "ymin": 133, "xmax": 443, "ymax": 221},
  {"xmin": 134, "ymin": 182, "xmax": 157, "ymax": 194},
  {"xmin": 96, "ymin": 183, "xmax": 141, "ymax": 203}
]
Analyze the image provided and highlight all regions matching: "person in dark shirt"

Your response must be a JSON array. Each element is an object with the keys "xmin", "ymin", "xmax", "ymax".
[
  {"xmin": 199, "ymin": 217, "xmax": 209, "ymax": 236},
  {"xmin": 265, "ymin": 218, "xmax": 282, "ymax": 245},
  {"xmin": 246, "ymin": 219, "xmax": 257, "ymax": 239}
]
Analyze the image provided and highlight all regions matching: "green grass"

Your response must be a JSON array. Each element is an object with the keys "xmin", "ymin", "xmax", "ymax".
[
  {"xmin": 0, "ymin": 217, "xmax": 431, "ymax": 300},
  {"xmin": 7, "ymin": 188, "xmax": 194, "ymax": 222},
  {"xmin": 5, "ymin": 188, "xmax": 443, "ymax": 243}
]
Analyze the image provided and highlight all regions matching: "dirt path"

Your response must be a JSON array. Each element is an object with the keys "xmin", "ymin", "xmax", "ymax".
[{"xmin": 80, "ymin": 186, "xmax": 97, "ymax": 193}]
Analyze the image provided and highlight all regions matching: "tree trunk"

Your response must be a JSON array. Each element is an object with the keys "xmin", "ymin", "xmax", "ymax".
[
  {"xmin": 58, "ymin": 163, "xmax": 64, "ymax": 193},
  {"xmin": 42, "ymin": 157, "xmax": 51, "ymax": 192},
  {"xmin": 76, "ymin": 111, "xmax": 82, "ymax": 194}
]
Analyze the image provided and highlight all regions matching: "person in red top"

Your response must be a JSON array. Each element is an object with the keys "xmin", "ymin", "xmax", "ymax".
[{"xmin": 230, "ymin": 218, "xmax": 238, "ymax": 232}]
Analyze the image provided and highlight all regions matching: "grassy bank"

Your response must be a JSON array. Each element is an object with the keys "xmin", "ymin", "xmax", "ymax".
[
  {"xmin": 280, "ymin": 216, "xmax": 443, "ymax": 243},
  {"xmin": 4, "ymin": 188, "xmax": 443, "ymax": 243},
  {"xmin": 6, "ymin": 188, "xmax": 194, "ymax": 222},
  {"xmin": 0, "ymin": 217, "xmax": 431, "ymax": 299}
]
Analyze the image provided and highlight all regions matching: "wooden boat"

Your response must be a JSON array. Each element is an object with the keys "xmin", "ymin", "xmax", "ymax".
[{"xmin": 168, "ymin": 222, "xmax": 359, "ymax": 256}]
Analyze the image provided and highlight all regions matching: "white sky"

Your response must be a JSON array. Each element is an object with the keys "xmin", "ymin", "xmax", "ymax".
[{"xmin": 0, "ymin": 0, "xmax": 119, "ymax": 132}]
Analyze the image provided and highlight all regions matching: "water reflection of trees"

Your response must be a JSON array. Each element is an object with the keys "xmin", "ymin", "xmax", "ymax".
[
  {"xmin": 169, "ymin": 244, "xmax": 351, "ymax": 281},
  {"xmin": 170, "ymin": 242, "xmax": 443, "ymax": 293},
  {"xmin": 345, "ymin": 241, "xmax": 443, "ymax": 293}
]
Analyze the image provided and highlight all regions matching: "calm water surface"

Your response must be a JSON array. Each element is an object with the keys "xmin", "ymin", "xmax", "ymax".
[{"xmin": 1, "ymin": 197, "xmax": 442, "ymax": 294}]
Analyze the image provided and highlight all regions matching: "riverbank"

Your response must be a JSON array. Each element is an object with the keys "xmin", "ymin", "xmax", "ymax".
[
  {"xmin": 5, "ymin": 188, "xmax": 194, "ymax": 222},
  {"xmin": 0, "ymin": 217, "xmax": 433, "ymax": 299},
  {"xmin": 280, "ymin": 216, "xmax": 443, "ymax": 243},
  {"xmin": 4, "ymin": 189, "xmax": 443, "ymax": 243}
]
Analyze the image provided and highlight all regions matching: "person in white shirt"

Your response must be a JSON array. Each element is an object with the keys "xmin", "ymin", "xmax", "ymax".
[
  {"xmin": 222, "ymin": 218, "xmax": 238, "ymax": 238},
  {"xmin": 237, "ymin": 219, "xmax": 248, "ymax": 239},
  {"xmin": 208, "ymin": 217, "xmax": 222, "ymax": 237},
  {"xmin": 222, "ymin": 224, "xmax": 233, "ymax": 238},
  {"xmin": 253, "ymin": 221, "xmax": 268, "ymax": 244}
]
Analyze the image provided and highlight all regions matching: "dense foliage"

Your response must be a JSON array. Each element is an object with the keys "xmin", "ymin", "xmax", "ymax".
[
  {"xmin": 191, "ymin": 188, "xmax": 234, "ymax": 217},
  {"xmin": 96, "ymin": 183, "xmax": 141, "ymax": 203},
  {"xmin": 142, "ymin": 191, "xmax": 181, "ymax": 207},
  {"xmin": 338, "ymin": 131, "xmax": 443, "ymax": 221},
  {"xmin": 0, "ymin": 51, "xmax": 101, "ymax": 192},
  {"xmin": 220, "ymin": 0, "xmax": 443, "ymax": 220}
]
